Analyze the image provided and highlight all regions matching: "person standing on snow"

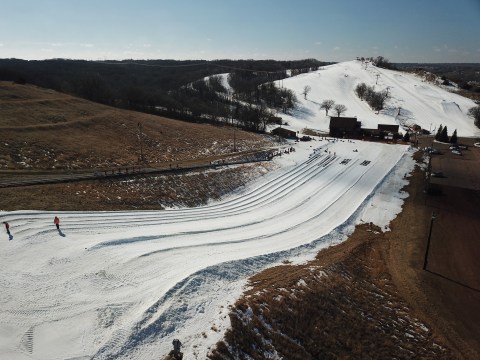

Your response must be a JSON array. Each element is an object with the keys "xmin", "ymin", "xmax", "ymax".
[
  {"xmin": 54, "ymin": 216, "xmax": 60, "ymax": 230},
  {"xmin": 3, "ymin": 222, "xmax": 10, "ymax": 235}
]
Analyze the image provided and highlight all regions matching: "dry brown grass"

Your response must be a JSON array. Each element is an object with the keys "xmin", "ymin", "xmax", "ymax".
[
  {"xmin": 453, "ymin": 88, "xmax": 480, "ymax": 103},
  {"xmin": 0, "ymin": 81, "xmax": 274, "ymax": 171},
  {"xmin": 209, "ymin": 226, "xmax": 452, "ymax": 359},
  {"xmin": 0, "ymin": 162, "xmax": 273, "ymax": 211},
  {"xmin": 208, "ymin": 153, "xmax": 480, "ymax": 360},
  {"xmin": 0, "ymin": 80, "xmax": 278, "ymax": 210}
]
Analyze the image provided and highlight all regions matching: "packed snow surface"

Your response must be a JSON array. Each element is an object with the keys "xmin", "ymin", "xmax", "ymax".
[
  {"xmin": 276, "ymin": 61, "xmax": 479, "ymax": 137},
  {"xmin": 1, "ymin": 139, "xmax": 413, "ymax": 359}
]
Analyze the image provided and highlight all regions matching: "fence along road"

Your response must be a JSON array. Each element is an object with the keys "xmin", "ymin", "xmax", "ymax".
[{"xmin": 0, "ymin": 149, "xmax": 277, "ymax": 188}]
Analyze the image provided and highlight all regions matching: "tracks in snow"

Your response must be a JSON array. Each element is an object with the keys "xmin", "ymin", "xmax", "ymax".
[{"xmin": 0, "ymin": 143, "xmax": 408, "ymax": 359}]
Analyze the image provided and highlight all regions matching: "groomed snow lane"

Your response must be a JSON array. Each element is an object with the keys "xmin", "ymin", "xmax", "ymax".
[{"xmin": 0, "ymin": 140, "xmax": 409, "ymax": 360}]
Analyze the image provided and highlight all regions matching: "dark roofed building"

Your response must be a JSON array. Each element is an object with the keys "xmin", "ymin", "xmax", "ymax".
[
  {"xmin": 378, "ymin": 124, "xmax": 400, "ymax": 133},
  {"xmin": 362, "ymin": 128, "xmax": 380, "ymax": 137},
  {"xmin": 329, "ymin": 117, "xmax": 361, "ymax": 137},
  {"xmin": 271, "ymin": 127, "xmax": 297, "ymax": 139}
]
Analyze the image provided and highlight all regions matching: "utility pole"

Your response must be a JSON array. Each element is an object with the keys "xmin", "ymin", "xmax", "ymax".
[
  {"xmin": 138, "ymin": 122, "xmax": 144, "ymax": 163},
  {"xmin": 423, "ymin": 211, "xmax": 437, "ymax": 270},
  {"xmin": 233, "ymin": 126, "xmax": 237, "ymax": 152},
  {"xmin": 375, "ymin": 73, "xmax": 380, "ymax": 85}
]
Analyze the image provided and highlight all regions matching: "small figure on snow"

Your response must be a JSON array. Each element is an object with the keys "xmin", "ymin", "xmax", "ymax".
[
  {"xmin": 54, "ymin": 216, "xmax": 60, "ymax": 230},
  {"xmin": 3, "ymin": 221, "xmax": 10, "ymax": 235},
  {"xmin": 168, "ymin": 339, "xmax": 183, "ymax": 359}
]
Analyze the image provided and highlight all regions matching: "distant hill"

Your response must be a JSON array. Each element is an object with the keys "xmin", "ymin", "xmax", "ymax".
[
  {"xmin": 273, "ymin": 61, "xmax": 480, "ymax": 138},
  {"xmin": 0, "ymin": 81, "xmax": 273, "ymax": 170},
  {"xmin": 0, "ymin": 58, "xmax": 328, "ymax": 128}
]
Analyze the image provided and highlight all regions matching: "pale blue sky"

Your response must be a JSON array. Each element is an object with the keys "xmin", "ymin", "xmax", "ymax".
[{"xmin": 1, "ymin": 0, "xmax": 479, "ymax": 62}]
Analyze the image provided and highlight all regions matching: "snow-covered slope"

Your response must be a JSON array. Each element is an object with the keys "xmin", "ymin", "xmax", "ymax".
[
  {"xmin": 5, "ymin": 60, "xmax": 463, "ymax": 359},
  {"xmin": 276, "ymin": 61, "xmax": 479, "ymax": 137},
  {"xmin": 0, "ymin": 139, "xmax": 414, "ymax": 359}
]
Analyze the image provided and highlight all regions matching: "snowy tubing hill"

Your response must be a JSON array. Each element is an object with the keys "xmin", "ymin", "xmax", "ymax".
[{"xmin": 1, "ymin": 60, "xmax": 478, "ymax": 359}]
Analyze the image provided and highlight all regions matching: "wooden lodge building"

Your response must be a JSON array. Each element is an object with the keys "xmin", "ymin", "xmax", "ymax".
[
  {"xmin": 329, "ymin": 117, "xmax": 400, "ymax": 140},
  {"xmin": 271, "ymin": 127, "xmax": 298, "ymax": 139},
  {"xmin": 328, "ymin": 117, "xmax": 362, "ymax": 138}
]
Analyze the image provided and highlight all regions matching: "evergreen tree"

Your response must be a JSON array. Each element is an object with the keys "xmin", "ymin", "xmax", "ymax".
[
  {"xmin": 435, "ymin": 125, "xmax": 443, "ymax": 141},
  {"xmin": 450, "ymin": 129, "xmax": 458, "ymax": 144},
  {"xmin": 440, "ymin": 125, "xmax": 449, "ymax": 143}
]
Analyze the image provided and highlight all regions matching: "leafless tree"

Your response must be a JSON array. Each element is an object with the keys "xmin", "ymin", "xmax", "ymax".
[
  {"xmin": 301, "ymin": 85, "xmax": 312, "ymax": 100},
  {"xmin": 355, "ymin": 83, "xmax": 368, "ymax": 100},
  {"xmin": 334, "ymin": 104, "xmax": 347, "ymax": 117},
  {"xmin": 320, "ymin": 99, "xmax": 335, "ymax": 115}
]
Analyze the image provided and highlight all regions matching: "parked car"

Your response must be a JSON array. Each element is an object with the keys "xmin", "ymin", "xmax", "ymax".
[{"xmin": 424, "ymin": 147, "xmax": 439, "ymax": 154}]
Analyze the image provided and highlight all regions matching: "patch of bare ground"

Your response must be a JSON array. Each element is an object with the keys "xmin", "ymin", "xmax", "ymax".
[
  {"xmin": 209, "ymin": 150, "xmax": 480, "ymax": 359},
  {"xmin": 301, "ymin": 128, "xmax": 328, "ymax": 137},
  {"xmin": 451, "ymin": 89, "xmax": 480, "ymax": 103}
]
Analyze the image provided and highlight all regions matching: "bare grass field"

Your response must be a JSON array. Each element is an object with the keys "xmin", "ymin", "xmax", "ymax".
[
  {"xmin": 0, "ymin": 81, "xmax": 276, "ymax": 210},
  {"xmin": 0, "ymin": 81, "xmax": 274, "ymax": 171}
]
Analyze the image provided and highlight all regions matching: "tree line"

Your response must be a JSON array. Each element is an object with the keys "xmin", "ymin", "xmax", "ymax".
[
  {"xmin": 0, "ymin": 58, "xmax": 329, "ymax": 132},
  {"xmin": 358, "ymin": 56, "xmax": 396, "ymax": 70},
  {"xmin": 434, "ymin": 125, "xmax": 458, "ymax": 144}
]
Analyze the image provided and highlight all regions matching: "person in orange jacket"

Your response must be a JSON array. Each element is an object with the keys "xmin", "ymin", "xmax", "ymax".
[{"xmin": 54, "ymin": 216, "xmax": 60, "ymax": 230}]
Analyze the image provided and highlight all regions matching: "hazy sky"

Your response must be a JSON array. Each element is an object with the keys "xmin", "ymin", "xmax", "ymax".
[{"xmin": 1, "ymin": 0, "xmax": 479, "ymax": 62}]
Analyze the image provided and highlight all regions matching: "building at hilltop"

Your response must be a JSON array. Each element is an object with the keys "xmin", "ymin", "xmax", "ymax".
[
  {"xmin": 378, "ymin": 124, "xmax": 400, "ymax": 134},
  {"xmin": 271, "ymin": 127, "xmax": 297, "ymax": 139},
  {"xmin": 329, "ymin": 117, "xmax": 362, "ymax": 138},
  {"xmin": 329, "ymin": 117, "xmax": 400, "ymax": 139},
  {"xmin": 363, "ymin": 124, "xmax": 400, "ymax": 139}
]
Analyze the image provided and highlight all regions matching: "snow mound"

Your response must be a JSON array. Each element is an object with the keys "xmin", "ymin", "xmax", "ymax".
[{"xmin": 440, "ymin": 101, "xmax": 463, "ymax": 116}]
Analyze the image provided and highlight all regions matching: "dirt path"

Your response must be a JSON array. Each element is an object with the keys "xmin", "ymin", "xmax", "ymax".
[{"xmin": 383, "ymin": 157, "xmax": 480, "ymax": 358}]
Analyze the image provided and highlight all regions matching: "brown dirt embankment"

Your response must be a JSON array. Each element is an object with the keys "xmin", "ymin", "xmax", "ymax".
[{"xmin": 209, "ymin": 151, "xmax": 480, "ymax": 359}]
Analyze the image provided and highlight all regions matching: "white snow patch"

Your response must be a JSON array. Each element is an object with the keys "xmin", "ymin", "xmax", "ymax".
[{"xmin": 296, "ymin": 279, "xmax": 307, "ymax": 287}]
